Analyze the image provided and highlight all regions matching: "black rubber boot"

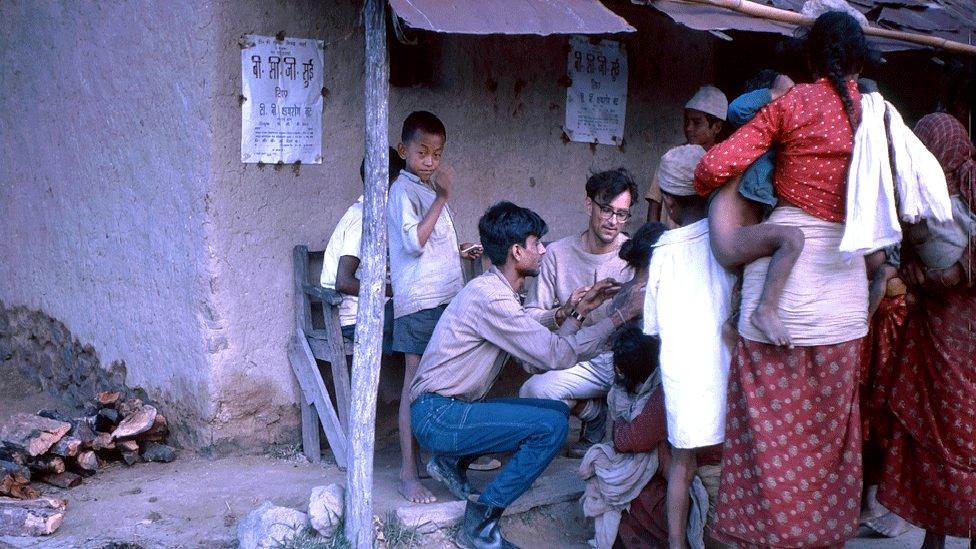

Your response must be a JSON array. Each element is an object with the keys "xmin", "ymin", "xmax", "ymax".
[
  {"xmin": 426, "ymin": 455, "xmax": 478, "ymax": 500},
  {"xmin": 567, "ymin": 400, "xmax": 608, "ymax": 458},
  {"xmin": 455, "ymin": 498, "xmax": 519, "ymax": 549}
]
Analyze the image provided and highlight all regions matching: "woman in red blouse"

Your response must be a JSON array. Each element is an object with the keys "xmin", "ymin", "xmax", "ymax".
[{"xmin": 693, "ymin": 12, "xmax": 872, "ymax": 547}]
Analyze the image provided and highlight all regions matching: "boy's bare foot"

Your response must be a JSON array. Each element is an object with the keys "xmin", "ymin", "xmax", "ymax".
[
  {"xmin": 399, "ymin": 478, "xmax": 436, "ymax": 504},
  {"xmin": 751, "ymin": 306, "xmax": 793, "ymax": 348}
]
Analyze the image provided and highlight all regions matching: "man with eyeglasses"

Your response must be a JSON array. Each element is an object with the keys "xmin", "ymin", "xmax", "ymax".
[{"xmin": 520, "ymin": 168, "xmax": 638, "ymax": 457}]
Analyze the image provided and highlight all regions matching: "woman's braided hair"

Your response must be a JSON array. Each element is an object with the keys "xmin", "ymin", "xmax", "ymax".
[{"xmin": 805, "ymin": 12, "xmax": 869, "ymax": 130}]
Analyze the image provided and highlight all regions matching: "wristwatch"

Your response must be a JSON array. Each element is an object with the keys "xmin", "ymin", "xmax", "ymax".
[{"xmin": 569, "ymin": 309, "xmax": 586, "ymax": 324}]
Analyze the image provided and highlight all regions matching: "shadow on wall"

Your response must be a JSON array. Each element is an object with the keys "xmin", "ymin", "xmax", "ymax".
[{"xmin": 0, "ymin": 299, "xmax": 164, "ymax": 434}]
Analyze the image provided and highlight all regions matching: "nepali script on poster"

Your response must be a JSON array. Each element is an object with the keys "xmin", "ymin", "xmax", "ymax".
[
  {"xmin": 241, "ymin": 35, "xmax": 324, "ymax": 164},
  {"xmin": 564, "ymin": 36, "xmax": 628, "ymax": 146}
]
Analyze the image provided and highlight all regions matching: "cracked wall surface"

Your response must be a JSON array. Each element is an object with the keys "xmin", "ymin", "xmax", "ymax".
[{"xmin": 0, "ymin": 1, "xmax": 216, "ymax": 447}]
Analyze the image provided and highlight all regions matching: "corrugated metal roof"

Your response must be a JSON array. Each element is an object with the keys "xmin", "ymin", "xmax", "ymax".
[
  {"xmin": 634, "ymin": 0, "xmax": 976, "ymax": 52},
  {"xmin": 388, "ymin": 0, "xmax": 636, "ymax": 35}
]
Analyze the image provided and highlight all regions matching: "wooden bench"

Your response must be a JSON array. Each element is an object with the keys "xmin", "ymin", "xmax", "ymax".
[
  {"xmin": 289, "ymin": 245, "xmax": 489, "ymax": 468},
  {"xmin": 288, "ymin": 245, "xmax": 351, "ymax": 468}
]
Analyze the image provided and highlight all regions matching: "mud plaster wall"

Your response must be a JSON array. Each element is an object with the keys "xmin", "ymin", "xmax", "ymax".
[
  {"xmin": 204, "ymin": 1, "xmax": 716, "ymax": 449},
  {"xmin": 0, "ymin": 2, "xmax": 215, "ymax": 446}
]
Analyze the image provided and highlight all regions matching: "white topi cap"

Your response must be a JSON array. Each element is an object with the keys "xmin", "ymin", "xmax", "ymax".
[
  {"xmin": 656, "ymin": 144, "xmax": 706, "ymax": 197},
  {"xmin": 684, "ymin": 85, "xmax": 729, "ymax": 121}
]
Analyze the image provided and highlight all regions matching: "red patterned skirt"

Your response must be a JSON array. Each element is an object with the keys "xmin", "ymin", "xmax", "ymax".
[
  {"xmin": 860, "ymin": 294, "xmax": 908, "ymax": 483},
  {"xmin": 878, "ymin": 287, "xmax": 976, "ymax": 537},
  {"xmin": 714, "ymin": 338, "xmax": 863, "ymax": 548}
]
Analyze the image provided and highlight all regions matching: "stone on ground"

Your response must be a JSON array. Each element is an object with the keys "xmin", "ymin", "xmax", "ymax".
[
  {"xmin": 396, "ymin": 457, "xmax": 584, "ymax": 534},
  {"xmin": 236, "ymin": 501, "xmax": 308, "ymax": 549},
  {"xmin": 140, "ymin": 442, "xmax": 176, "ymax": 463},
  {"xmin": 308, "ymin": 483, "xmax": 344, "ymax": 537}
]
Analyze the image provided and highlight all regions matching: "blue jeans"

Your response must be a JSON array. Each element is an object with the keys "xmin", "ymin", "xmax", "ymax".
[{"xmin": 411, "ymin": 393, "xmax": 569, "ymax": 508}]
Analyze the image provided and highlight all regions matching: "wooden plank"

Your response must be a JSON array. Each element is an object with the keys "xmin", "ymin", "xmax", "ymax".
[
  {"xmin": 289, "ymin": 333, "xmax": 347, "ymax": 469},
  {"xmin": 303, "ymin": 284, "xmax": 343, "ymax": 306},
  {"xmin": 320, "ymin": 305, "xmax": 351, "ymax": 432},
  {"xmin": 298, "ymin": 386, "xmax": 321, "ymax": 464},
  {"xmin": 293, "ymin": 246, "xmax": 315, "ymax": 336},
  {"xmin": 346, "ymin": 1, "xmax": 388, "ymax": 545}
]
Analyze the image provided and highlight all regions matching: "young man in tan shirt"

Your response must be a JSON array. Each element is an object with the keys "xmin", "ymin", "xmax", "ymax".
[{"xmin": 410, "ymin": 201, "xmax": 645, "ymax": 549}]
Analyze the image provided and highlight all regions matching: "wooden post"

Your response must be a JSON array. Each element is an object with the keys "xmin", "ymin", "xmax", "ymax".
[{"xmin": 345, "ymin": 0, "xmax": 388, "ymax": 545}]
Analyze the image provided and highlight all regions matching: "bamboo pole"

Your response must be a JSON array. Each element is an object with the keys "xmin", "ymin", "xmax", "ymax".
[
  {"xmin": 673, "ymin": 0, "xmax": 976, "ymax": 55},
  {"xmin": 345, "ymin": 0, "xmax": 388, "ymax": 545}
]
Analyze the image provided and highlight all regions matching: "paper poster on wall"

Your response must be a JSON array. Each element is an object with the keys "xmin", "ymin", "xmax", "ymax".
[
  {"xmin": 564, "ymin": 36, "xmax": 628, "ymax": 146},
  {"xmin": 241, "ymin": 35, "xmax": 324, "ymax": 164}
]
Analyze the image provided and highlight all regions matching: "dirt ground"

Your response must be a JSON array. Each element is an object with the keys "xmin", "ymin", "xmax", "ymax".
[{"xmin": 0, "ymin": 367, "xmax": 972, "ymax": 548}]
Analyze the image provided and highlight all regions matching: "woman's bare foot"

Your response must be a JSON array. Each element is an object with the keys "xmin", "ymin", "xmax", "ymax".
[
  {"xmin": 398, "ymin": 478, "xmax": 436, "ymax": 504},
  {"xmin": 751, "ymin": 306, "xmax": 792, "ymax": 347},
  {"xmin": 863, "ymin": 511, "xmax": 910, "ymax": 538}
]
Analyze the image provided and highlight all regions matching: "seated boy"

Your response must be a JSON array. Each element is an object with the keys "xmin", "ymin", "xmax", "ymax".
[
  {"xmin": 644, "ymin": 145, "xmax": 736, "ymax": 548},
  {"xmin": 410, "ymin": 201, "xmax": 646, "ymax": 548},
  {"xmin": 646, "ymin": 85, "xmax": 728, "ymax": 225},
  {"xmin": 387, "ymin": 111, "xmax": 482, "ymax": 503},
  {"xmin": 319, "ymin": 148, "xmax": 404, "ymax": 354}
]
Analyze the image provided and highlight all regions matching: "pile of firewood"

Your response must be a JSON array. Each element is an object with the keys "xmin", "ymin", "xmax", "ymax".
[{"xmin": 0, "ymin": 391, "xmax": 175, "ymax": 536}]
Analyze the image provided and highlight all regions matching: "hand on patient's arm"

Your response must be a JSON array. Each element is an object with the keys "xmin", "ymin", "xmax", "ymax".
[
  {"xmin": 575, "ymin": 279, "xmax": 621, "ymax": 317},
  {"xmin": 608, "ymin": 282, "xmax": 646, "ymax": 327},
  {"xmin": 554, "ymin": 281, "xmax": 619, "ymax": 337},
  {"xmin": 554, "ymin": 286, "xmax": 590, "ymax": 326}
]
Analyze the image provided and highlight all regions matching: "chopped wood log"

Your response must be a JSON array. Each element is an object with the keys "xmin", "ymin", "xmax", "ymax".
[
  {"xmin": 97, "ymin": 391, "xmax": 120, "ymax": 407},
  {"xmin": 69, "ymin": 418, "xmax": 96, "ymax": 446},
  {"xmin": 0, "ymin": 461, "xmax": 29, "ymax": 480},
  {"xmin": 37, "ymin": 471, "xmax": 81, "ymax": 489},
  {"xmin": 121, "ymin": 451, "xmax": 140, "ymax": 466},
  {"xmin": 140, "ymin": 442, "xmax": 176, "ymax": 463},
  {"xmin": 133, "ymin": 413, "xmax": 168, "ymax": 442},
  {"xmin": 75, "ymin": 451, "xmax": 98, "ymax": 472},
  {"xmin": 94, "ymin": 409, "xmax": 118, "ymax": 433},
  {"xmin": 0, "ymin": 476, "xmax": 39, "ymax": 500},
  {"xmin": 117, "ymin": 399, "xmax": 143, "ymax": 418},
  {"xmin": 0, "ymin": 414, "xmax": 71, "ymax": 457},
  {"xmin": 0, "ymin": 447, "xmax": 26, "ymax": 466},
  {"xmin": 91, "ymin": 433, "xmax": 115, "ymax": 451},
  {"xmin": 36, "ymin": 409, "xmax": 71, "ymax": 423},
  {"xmin": 117, "ymin": 440, "xmax": 139, "ymax": 452},
  {"xmin": 0, "ymin": 496, "xmax": 66, "ymax": 536},
  {"xmin": 28, "ymin": 456, "xmax": 65, "ymax": 475},
  {"xmin": 49, "ymin": 436, "xmax": 81, "ymax": 458},
  {"xmin": 112, "ymin": 405, "xmax": 157, "ymax": 440}
]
